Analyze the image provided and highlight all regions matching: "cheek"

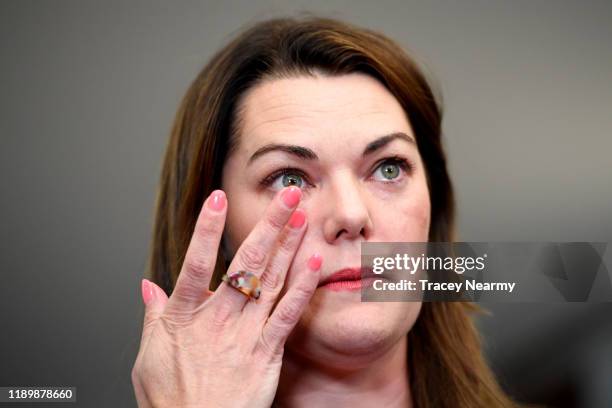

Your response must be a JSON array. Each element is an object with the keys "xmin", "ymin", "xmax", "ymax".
[{"xmin": 378, "ymin": 183, "xmax": 431, "ymax": 242}]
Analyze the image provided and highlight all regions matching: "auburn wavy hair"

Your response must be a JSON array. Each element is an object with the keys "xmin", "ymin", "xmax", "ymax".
[{"xmin": 147, "ymin": 15, "xmax": 518, "ymax": 408}]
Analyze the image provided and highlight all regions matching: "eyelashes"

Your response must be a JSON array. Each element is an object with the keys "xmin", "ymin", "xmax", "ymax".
[
  {"xmin": 259, "ymin": 155, "xmax": 415, "ymax": 189},
  {"xmin": 375, "ymin": 155, "xmax": 414, "ymax": 178},
  {"xmin": 260, "ymin": 167, "xmax": 310, "ymax": 189}
]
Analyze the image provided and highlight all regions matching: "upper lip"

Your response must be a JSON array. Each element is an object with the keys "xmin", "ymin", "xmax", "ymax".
[{"xmin": 318, "ymin": 267, "xmax": 376, "ymax": 287}]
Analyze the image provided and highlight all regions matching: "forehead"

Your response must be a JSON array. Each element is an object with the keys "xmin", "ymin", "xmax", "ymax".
[{"xmin": 235, "ymin": 72, "xmax": 413, "ymax": 152}]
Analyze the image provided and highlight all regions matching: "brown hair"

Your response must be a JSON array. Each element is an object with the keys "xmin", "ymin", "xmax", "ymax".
[{"xmin": 148, "ymin": 15, "xmax": 517, "ymax": 408}]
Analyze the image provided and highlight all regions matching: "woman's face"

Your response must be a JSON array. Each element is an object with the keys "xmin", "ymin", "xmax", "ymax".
[{"xmin": 221, "ymin": 72, "xmax": 430, "ymax": 367}]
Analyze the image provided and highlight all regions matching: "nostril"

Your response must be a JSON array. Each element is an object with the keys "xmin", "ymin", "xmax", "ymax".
[{"xmin": 335, "ymin": 227, "xmax": 366, "ymax": 240}]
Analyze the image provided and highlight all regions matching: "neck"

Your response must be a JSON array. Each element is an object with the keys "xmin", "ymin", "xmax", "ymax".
[{"xmin": 274, "ymin": 335, "xmax": 411, "ymax": 408}]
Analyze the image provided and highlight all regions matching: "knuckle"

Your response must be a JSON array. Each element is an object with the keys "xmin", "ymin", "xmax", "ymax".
[
  {"xmin": 300, "ymin": 283, "xmax": 316, "ymax": 298},
  {"xmin": 194, "ymin": 216, "xmax": 222, "ymax": 239},
  {"xmin": 131, "ymin": 357, "xmax": 149, "ymax": 386},
  {"xmin": 292, "ymin": 282, "xmax": 316, "ymax": 303},
  {"xmin": 142, "ymin": 316, "xmax": 157, "ymax": 334},
  {"xmin": 238, "ymin": 244, "xmax": 267, "ymax": 270},
  {"xmin": 130, "ymin": 363, "xmax": 138, "ymax": 378},
  {"xmin": 161, "ymin": 306, "xmax": 194, "ymax": 328},
  {"xmin": 257, "ymin": 292, "xmax": 280, "ymax": 312},
  {"xmin": 258, "ymin": 330, "xmax": 280, "ymax": 358},
  {"xmin": 266, "ymin": 212, "xmax": 287, "ymax": 232},
  {"xmin": 183, "ymin": 253, "xmax": 214, "ymax": 278},
  {"xmin": 276, "ymin": 234, "xmax": 296, "ymax": 257},
  {"xmin": 259, "ymin": 267, "xmax": 281, "ymax": 293},
  {"xmin": 273, "ymin": 224, "xmax": 294, "ymax": 252},
  {"xmin": 209, "ymin": 303, "xmax": 233, "ymax": 329},
  {"xmin": 130, "ymin": 364, "xmax": 141, "ymax": 384},
  {"xmin": 163, "ymin": 296, "xmax": 206, "ymax": 328},
  {"xmin": 275, "ymin": 300, "xmax": 302, "ymax": 327}
]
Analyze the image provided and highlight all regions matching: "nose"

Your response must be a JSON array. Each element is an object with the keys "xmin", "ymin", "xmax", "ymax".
[{"xmin": 322, "ymin": 171, "xmax": 372, "ymax": 243}]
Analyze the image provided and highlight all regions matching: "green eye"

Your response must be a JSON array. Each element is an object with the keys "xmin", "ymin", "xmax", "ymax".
[
  {"xmin": 281, "ymin": 173, "xmax": 304, "ymax": 188},
  {"xmin": 261, "ymin": 168, "xmax": 309, "ymax": 191},
  {"xmin": 372, "ymin": 157, "xmax": 411, "ymax": 182},
  {"xmin": 378, "ymin": 162, "xmax": 400, "ymax": 180}
]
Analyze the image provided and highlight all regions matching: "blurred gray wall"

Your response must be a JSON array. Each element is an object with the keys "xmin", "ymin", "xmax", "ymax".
[{"xmin": 1, "ymin": 1, "xmax": 611, "ymax": 406}]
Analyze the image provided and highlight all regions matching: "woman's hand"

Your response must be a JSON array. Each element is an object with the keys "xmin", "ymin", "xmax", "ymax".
[{"xmin": 131, "ymin": 186, "xmax": 322, "ymax": 408}]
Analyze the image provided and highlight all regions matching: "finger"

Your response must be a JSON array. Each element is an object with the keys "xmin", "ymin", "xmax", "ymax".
[
  {"xmin": 140, "ymin": 279, "xmax": 169, "ymax": 346},
  {"xmin": 259, "ymin": 254, "xmax": 322, "ymax": 355},
  {"xmin": 167, "ymin": 190, "xmax": 227, "ymax": 312},
  {"xmin": 242, "ymin": 208, "xmax": 308, "ymax": 318},
  {"xmin": 211, "ymin": 186, "xmax": 302, "ymax": 312}
]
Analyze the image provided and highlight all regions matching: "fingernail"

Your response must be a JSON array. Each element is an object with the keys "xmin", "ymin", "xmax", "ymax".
[
  {"xmin": 208, "ymin": 190, "xmax": 226, "ymax": 212},
  {"xmin": 307, "ymin": 254, "xmax": 323, "ymax": 271},
  {"xmin": 288, "ymin": 208, "xmax": 306, "ymax": 228},
  {"xmin": 141, "ymin": 279, "xmax": 154, "ymax": 305},
  {"xmin": 281, "ymin": 186, "xmax": 301, "ymax": 209}
]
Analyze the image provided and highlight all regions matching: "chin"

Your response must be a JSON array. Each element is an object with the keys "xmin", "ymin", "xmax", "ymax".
[{"xmin": 286, "ymin": 297, "xmax": 420, "ymax": 368}]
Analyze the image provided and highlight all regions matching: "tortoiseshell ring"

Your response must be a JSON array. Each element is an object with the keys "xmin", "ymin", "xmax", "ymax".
[{"xmin": 221, "ymin": 270, "xmax": 262, "ymax": 300}]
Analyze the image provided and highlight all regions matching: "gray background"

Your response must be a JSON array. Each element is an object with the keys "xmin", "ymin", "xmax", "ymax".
[{"xmin": 1, "ymin": 0, "xmax": 611, "ymax": 407}]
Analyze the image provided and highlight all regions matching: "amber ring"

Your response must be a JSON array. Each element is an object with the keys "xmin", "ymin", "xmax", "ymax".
[{"xmin": 222, "ymin": 270, "xmax": 262, "ymax": 300}]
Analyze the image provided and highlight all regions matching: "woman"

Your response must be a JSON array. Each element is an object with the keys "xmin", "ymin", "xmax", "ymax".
[{"xmin": 131, "ymin": 16, "xmax": 518, "ymax": 407}]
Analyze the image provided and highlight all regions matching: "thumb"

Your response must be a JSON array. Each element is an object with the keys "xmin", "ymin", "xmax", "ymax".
[{"xmin": 140, "ymin": 279, "xmax": 168, "ymax": 344}]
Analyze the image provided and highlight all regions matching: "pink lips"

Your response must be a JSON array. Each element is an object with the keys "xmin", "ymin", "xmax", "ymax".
[{"xmin": 318, "ymin": 267, "xmax": 376, "ymax": 291}]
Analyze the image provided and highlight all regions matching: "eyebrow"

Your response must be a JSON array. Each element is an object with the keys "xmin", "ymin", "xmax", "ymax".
[{"xmin": 247, "ymin": 132, "xmax": 415, "ymax": 166}]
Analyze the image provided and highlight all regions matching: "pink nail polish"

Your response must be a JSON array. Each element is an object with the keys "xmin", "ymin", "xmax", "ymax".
[
  {"xmin": 281, "ymin": 187, "xmax": 301, "ymax": 209},
  {"xmin": 208, "ymin": 190, "xmax": 226, "ymax": 212},
  {"xmin": 307, "ymin": 254, "xmax": 323, "ymax": 271},
  {"xmin": 141, "ymin": 279, "xmax": 154, "ymax": 305},
  {"xmin": 288, "ymin": 209, "xmax": 306, "ymax": 228}
]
